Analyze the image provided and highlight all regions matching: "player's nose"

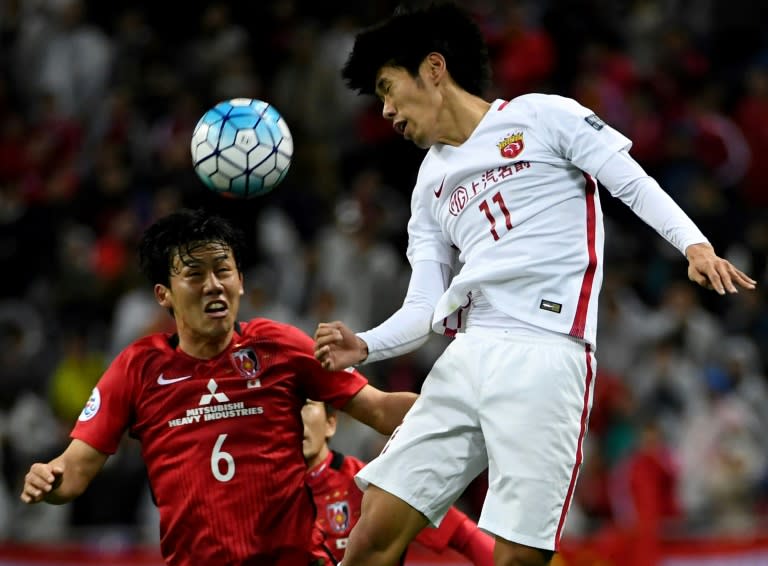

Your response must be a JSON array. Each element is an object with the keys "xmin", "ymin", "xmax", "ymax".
[
  {"xmin": 203, "ymin": 271, "xmax": 225, "ymax": 292},
  {"xmin": 381, "ymin": 98, "xmax": 396, "ymax": 120}
]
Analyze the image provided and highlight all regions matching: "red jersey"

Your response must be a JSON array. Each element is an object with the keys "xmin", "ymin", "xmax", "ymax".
[
  {"xmin": 306, "ymin": 451, "xmax": 474, "ymax": 564},
  {"xmin": 72, "ymin": 319, "xmax": 367, "ymax": 566}
]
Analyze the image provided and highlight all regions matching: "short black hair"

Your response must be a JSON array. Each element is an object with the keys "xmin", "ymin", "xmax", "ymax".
[
  {"xmin": 138, "ymin": 208, "xmax": 246, "ymax": 287},
  {"xmin": 342, "ymin": 1, "xmax": 491, "ymax": 97}
]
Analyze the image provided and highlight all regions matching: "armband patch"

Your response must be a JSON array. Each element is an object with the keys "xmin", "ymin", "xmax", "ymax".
[{"xmin": 585, "ymin": 114, "xmax": 605, "ymax": 131}]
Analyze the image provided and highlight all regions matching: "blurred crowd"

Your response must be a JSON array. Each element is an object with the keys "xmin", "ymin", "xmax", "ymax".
[{"xmin": 1, "ymin": 0, "xmax": 768, "ymax": 555}]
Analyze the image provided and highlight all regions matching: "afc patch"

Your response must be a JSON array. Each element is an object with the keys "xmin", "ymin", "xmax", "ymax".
[
  {"xmin": 540, "ymin": 299, "xmax": 563, "ymax": 314},
  {"xmin": 326, "ymin": 501, "xmax": 350, "ymax": 533},
  {"xmin": 584, "ymin": 114, "xmax": 605, "ymax": 131},
  {"xmin": 78, "ymin": 387, "xmax": 101, "ymax": 421},
  {"xmin": 231, "ymin": 347, "xmax": 260, "ymax": 379}
]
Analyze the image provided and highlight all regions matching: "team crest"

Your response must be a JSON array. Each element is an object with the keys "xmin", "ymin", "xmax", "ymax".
[
  {"xmin": 498, "ymin": 132, "xmax": 524, "ymax": 158},
  {"xmin": 230, "ymin": 347, "xmax": 260, "ymax": 379},
  {"xmin": 326, "ymin": 501, "xmax": 350, "ymax": 533}
]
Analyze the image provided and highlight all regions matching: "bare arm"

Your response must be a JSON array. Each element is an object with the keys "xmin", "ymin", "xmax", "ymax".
[
  {"xmin": 341, "ymin": 384, "xmax": 418, "ymax": 435},
  {"xmin": 20, "ymin": 439, "xmax": 109, "ymax": 505}
]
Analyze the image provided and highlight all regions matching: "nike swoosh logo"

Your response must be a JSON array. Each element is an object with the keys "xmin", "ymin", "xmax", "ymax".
[
  {"xmin": 157, "ymin": 373, "xmax": 193, "ymax": 385},
  {"xmin": 434, "ymin": 175, "xmax": 446, "ymax": 198}
]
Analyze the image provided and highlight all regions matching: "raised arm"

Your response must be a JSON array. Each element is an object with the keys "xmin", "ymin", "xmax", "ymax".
[
  {"xmin": 597, "ymin": 150, "xmax": 756, "ymax": 294},
  {"xmin": 20, "ymin": 439, "xmax": 109, "ymax": 505},
  {"xmin": 315, "ymin": 259, "xmax": 449, "ymax": 371}
]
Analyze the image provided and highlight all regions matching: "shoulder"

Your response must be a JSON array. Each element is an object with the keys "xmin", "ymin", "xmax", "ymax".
[
  {"xmin": 120, "ymin": 333, "xmax": 174, "ymax": 364},
  {"xmin": 506, "ymin": 93, "xmax": 586, "ymax": 115},
  {"xmin": 238, "ymin": 318, "xmax": 314, "ymax": 350}
]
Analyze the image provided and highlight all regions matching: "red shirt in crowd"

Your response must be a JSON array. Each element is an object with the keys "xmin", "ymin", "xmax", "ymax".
[{"xmin": 307, "ymin": 450, "xmax": 494, "ymax": 565}]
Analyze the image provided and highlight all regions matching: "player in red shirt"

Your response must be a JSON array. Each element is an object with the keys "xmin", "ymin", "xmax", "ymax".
[
  {"xmin": 303, "ymin": 401, "xmax": 494, "ymax": 566},
  {"xmin": 20, "ymin": 209, "xmax": 418, "ymax": 566}
]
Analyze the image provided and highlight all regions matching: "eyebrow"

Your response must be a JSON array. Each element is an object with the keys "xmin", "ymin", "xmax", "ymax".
[
  {"xmin": 179, "ymin": 253, "xmax": 232, "ymax": 269},
  {"xmin": 375, "ymin": 77, "xmax": 389, "ymax": 96}
]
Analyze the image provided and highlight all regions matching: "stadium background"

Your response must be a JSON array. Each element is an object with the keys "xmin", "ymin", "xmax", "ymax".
[{"xmin": 1, "ymin": 0, "xmax": 768, "ymax": 563}]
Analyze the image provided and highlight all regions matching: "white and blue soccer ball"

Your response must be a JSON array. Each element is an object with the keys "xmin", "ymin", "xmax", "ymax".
[{"xmin": 191, "ymin": 98, "xmax": 293, "ymax": 199}]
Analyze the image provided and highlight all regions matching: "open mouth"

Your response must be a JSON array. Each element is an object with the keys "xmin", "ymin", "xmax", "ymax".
[
  {"xmin": 204, "ymin": 300, "xmax": 228, "ymax": 316},
  {"xmin": 394, "ymin": 120, "xmax": 407, "ymax": 136}
]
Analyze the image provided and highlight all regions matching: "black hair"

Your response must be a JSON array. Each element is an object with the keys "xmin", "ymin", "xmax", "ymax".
[
  {"xmin": 138, "ymin": 208, "xmax": 246, "ymax": 288},
  {"xmin": 342, "ymin": 1, "xmax": 491, "ymax": 96}
]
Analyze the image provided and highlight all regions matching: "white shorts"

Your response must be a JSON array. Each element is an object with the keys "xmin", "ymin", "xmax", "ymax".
[{"xmin": 355, "ymin": 329, "xmax": 596, "ymax": 551}]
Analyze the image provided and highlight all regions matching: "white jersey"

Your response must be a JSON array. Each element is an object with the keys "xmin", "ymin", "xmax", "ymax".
[
  {"xmin": 409, "ymin": 95, "xmax": 632, "ymax": 346},
  {"xmin": 358, "ymin": 93, "xmax": 708, "ymax": 359}
]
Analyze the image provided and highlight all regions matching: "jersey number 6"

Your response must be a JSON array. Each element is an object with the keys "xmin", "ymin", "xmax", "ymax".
[{"xmin": 211, "ymin": 433, "xmax": 236, "ymax": 482}]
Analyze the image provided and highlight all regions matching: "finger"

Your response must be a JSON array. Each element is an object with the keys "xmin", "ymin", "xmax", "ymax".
[
  {"xmin": 37, "ymin": 467, "xmax": 58, "ymax": 485},
  {"xmin": 718, "ymin": 265, "xmax": 754, "ymax": 293},
  {"xmin": 314, "ymin": 334, "xmax": 340, "ymax": 349},
  {"xmin": 731, "ymin": 270, "xmax": 757, "ymax": 289},
  {"xmin": 689, "ymin": 271, "xmax": 711, "ymax": 290},
  {"xmin": 703, "ymin": 269, "xmax": 725, "ymax": 294},
  {"xmin": 314, "ymin": 345, "xmax": 328, "ymax": 360},
  {"xmin": 24, "ymin": 473, "xmax": 52, "ymax": 493},
  {"xmin": 20, "ymin": 485, "xmax": 43, "ymax": 502},
  {"xmin": 718, "ymin": 269, "xmax": 739, "ymax": 294}
]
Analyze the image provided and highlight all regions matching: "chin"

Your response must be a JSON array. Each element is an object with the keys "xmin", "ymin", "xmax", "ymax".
[{"xmin": 413, "ymin": 136, "xmax": 432, "ymax": 149}]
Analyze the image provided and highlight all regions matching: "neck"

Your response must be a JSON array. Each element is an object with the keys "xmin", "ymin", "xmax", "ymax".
[
  {"xmin": 177, "ymin": 327, "xmax": 234, "ymax": 359},
  {"xmin": 437, "ymin": 86, "xmax": 492, "ymax": 146},
  {"xmin": 307, "ymin": 445, "xmax": 331, "ymax": 471}
]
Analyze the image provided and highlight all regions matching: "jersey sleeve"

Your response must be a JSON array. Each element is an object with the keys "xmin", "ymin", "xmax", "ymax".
[
  {"xmin": 597, "ymin": 150, "xmax": 708, "ymax": 254},
  {"xmin": 70, "ymin": 348, "xmax": 136, "ymax": 454},
  {"xmin": 285, "ymin": 325, "xmax": 368, "ymax": 408},
  {"xmin": 525, "ymin": 94, "xmax": 632, "ymax": 176},
  {"xmin": 405, "ymin": 157, "xmax": 456, "ymax": 267},
  {"xmin": 357, "ymin": 259, "xmax": 448, "ymax": 363}
]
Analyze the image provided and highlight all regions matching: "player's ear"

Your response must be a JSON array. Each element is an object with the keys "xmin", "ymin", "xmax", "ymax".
[
  {"xmin": 425, "ymin": 52, "xmax": 446, "ymax": 82},
  {"xmin": 239, "ymin": 271, "xmax": 244, "ymax": 296},
  {"xmin": 326, "ymin": 411, "xmax": 337, "ymax": 438},
  {"xmin": 154, "ymin": 284, "xmax": 172, "ymax": 308}
]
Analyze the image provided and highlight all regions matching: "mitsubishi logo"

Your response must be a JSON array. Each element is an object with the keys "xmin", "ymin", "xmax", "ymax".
[{"xmin": 199, "ymin": 379, "xmax": 230, "ymax": 405}]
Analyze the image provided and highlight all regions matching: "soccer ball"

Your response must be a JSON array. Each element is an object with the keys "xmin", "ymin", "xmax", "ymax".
[{"xmin": 191, "ymin": 98, "xmax": 293, "ymax": 198}]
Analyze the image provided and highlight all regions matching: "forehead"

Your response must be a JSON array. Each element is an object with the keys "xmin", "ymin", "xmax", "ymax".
[{"xmin": 172, "ymin": 242, "xmax": 234, "ymax": 266}]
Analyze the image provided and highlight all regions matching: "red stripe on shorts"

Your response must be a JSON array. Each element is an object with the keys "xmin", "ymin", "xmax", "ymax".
[{"xmin": 555, "ymin": 344, "xmax": 594, "ymax": 549}]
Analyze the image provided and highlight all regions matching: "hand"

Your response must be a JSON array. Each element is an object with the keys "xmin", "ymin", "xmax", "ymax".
[
  {"xmin": 20, "ymin": 463, "xmax": 63, "ymax": 504},
  {"xmin": 686, "ymin": 242, "xmax": 757, "ymax": 295},
  {"xmin": 314, "ymin": 321, "xmax": 369, "ymax": 371}
]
